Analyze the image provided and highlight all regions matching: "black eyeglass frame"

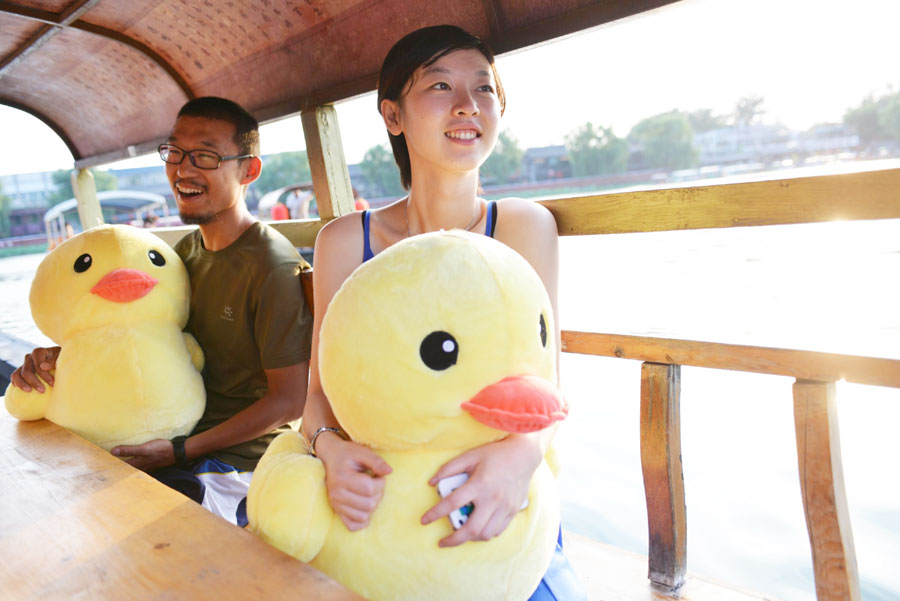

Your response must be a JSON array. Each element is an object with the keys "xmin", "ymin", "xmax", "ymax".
[{"xmin": 157, "ymin": 143, "xmax": 254, "ymax": 170}]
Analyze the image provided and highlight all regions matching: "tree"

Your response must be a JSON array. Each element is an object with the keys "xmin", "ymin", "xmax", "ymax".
[
  {"xmin": 252, "ymin": 151, "xmax": 312, "ymax": 196},
  {"xmin": 46, "ymin": 169, "xmax": 118, "ymax": 205},
  {"xmin": 564, "ymin": 122, "xmax": 628, "ymax": 177},
  {"xmin": 360, "ymin": 143, "xmax": 404, "ymax": 197},
  {"xmin": 481, "ymin": 129, "xmax": 523, "ymax": 184},
  {"xmin": 0, "ymin": 182, "xmax": 10, "ymax": 238},
  {"xmin": 843, "ymin": 88, "xmax": 900, "ymax": 146},
  {"xmin": 628, "ymin": 111, "xmax": 698, "ymax": 171},
  {"xmin": 687, "ymin": 108, "xmax": 727, "ymax": 133},
  {"xmin": 733, "ymin": 95, "xmax": 766, "ymax": 126}
]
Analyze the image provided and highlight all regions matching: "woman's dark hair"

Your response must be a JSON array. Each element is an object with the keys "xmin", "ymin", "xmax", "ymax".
[
  {"xmin": 177, "ymin": 96, "xmax": 260, "ymax": 157},
  {"xmin": 377, "ymin": 25, "xmax": 505, "ymax": 190}
]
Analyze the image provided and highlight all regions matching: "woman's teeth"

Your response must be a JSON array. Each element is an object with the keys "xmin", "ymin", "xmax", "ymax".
[{"xmin": 446, "ymin": 130, "xmax": 478, "ymax": 140}]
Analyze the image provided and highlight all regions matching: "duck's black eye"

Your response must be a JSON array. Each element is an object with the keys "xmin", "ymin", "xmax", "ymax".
[
  {"xmin": 73, "ymin": 253, "xmax": 92, "ymax": 273},
  {"xmin": 419, "ymin": 331, "xmax": 458, "ymax": 371},
  {"xmin": 539, "ymin": 314, "xmax": 548, "ymax": 348},
  {"xmin": 148, "ymin": 249, "xmax": 166, "ymax": 266}
]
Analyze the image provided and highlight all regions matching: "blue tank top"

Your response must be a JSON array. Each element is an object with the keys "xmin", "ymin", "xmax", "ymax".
[{"xmin": 362, "ymin": 200, "xmax": 497, "ymax": 263}]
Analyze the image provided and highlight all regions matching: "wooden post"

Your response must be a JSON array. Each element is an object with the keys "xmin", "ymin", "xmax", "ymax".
[
  {"xmin": 71, "ymin": 168, "xmax": 104, "ymax": 230},
  {"xmin": 640, "ymin": 362, "xmax": 686, "ymax": 590},
  {"xmin": 793, "ymin": 380, "xmax": 860, "ymax": 601},
  {"xmin": 301, "ymin": 105, "xmax": 354, "ymax": 221}
]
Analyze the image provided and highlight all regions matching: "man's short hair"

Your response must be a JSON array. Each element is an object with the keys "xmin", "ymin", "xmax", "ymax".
[{"xmin": 177, "ymin": 97, "xmax": 260, "ymax": 157}]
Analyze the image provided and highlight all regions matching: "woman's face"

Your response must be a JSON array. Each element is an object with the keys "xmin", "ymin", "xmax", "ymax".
[{"xmin": 383, "ymin": 48, "xmax": 501, "ymax": 177}]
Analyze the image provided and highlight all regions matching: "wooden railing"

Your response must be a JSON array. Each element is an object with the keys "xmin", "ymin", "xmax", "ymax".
[
  {"xmin": 147, "ymin": 153, "xmax": 899, "ymax": 600},
  {"xmin": 541, "ymin": 167, "xmax": 899, "ymax": 601}
]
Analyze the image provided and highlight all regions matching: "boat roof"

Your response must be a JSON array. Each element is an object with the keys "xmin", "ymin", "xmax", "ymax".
[
  {"xmin": 0, "ymin": 0, "xmax": 676, "ymax": 169},
  {"xmin": 43, "ymin": 189, "xmax": 166, "ymax": 223}
]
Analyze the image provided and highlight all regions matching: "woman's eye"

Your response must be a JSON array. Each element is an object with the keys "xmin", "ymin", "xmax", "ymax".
[
  {"xmin": 477, "ymin": 85, "xmax": 494, "ymax": 93},
  {"xmin": 432, "ymin": 82, "xmax": 450, "ymax": 90}
]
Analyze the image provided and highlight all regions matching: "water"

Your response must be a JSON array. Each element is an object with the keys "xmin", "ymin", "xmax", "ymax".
[{"xmin": 2, "ymin": 220, "xmax": 899, "ymax": 600}]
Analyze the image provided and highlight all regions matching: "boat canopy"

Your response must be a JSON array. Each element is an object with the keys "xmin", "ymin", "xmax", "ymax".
[
  {"xmin": 0, "ymin": 0, "xmax": 676, "ymax": 169},
  {"xmin": 43, "ymin": 189, "xmax": 168, "ymax": 242}
]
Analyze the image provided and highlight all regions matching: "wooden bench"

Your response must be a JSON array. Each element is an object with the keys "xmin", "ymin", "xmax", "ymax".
[{"xmin": 0, "ymin": 410, "xmax": 362, "ymax": 600}]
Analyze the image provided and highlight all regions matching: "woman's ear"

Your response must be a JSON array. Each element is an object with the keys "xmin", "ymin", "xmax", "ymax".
[
  {"xmin": 240, "ymin": 156, "xmax": 262, "ymax": 185},
  {"xmin": 381, "ymin": 98, "xmax": 403, "ymax": 136}
]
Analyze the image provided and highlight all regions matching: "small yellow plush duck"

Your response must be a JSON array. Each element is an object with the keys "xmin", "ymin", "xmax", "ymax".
[
  {"xmin": 248, "ymin": 230, "xmax": 566, "ymax": 601},
  {"xmin": 4, "ymin": 224, "xmax": 205, "ymax": 450}
]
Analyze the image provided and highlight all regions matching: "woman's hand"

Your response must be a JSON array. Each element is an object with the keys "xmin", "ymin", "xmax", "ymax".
[
  {"xmin": 316, "ymin": 432, "xmax": 393, "ymax": 531},
  {"xmin": 421, "ymin": 434, "xmax": 543, "ymax": 547}
]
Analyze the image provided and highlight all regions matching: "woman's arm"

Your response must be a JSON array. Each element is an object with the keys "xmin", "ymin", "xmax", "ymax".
[
  {"xmin": 421, "ymin": 198, "xmax": 561, "ymax": 546},
  {"xmin": 301, "ymin": 214, "xmax": 393, "ymax": 531}
]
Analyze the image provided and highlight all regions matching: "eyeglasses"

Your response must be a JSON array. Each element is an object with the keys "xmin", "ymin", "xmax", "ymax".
[{"xmin": 158, "ymin": 143, "xmax": 254, "ymax": 170}]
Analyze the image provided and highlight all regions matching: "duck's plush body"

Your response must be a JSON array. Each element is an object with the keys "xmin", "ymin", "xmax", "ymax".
[
  {"xmin": 248, "ymin": 231, "xmax": 567, "ymax": 601},
  {"xmin": 4, "ymin": 224, "xmax": 205, "ymax": 450}
]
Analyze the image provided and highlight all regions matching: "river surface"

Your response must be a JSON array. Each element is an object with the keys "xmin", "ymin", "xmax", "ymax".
[{"xmin": 1, "ymin": 216, "xmax": 898, "ymax": 600}]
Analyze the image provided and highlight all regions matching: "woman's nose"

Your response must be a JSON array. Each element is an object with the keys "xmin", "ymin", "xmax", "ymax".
[{"xmin": 453, "ymin": 90, "xmax": 479, "ymax": 116}]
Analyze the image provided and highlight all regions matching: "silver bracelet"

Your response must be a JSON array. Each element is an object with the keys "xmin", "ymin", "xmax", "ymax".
[{"xmin": 308, "ymin": 426, "xmax": 347, "ymax": 457}]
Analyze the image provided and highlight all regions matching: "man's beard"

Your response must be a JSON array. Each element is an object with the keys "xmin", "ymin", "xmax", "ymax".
[{"xmin": 179, "ymin": 210, "xmax": 217, "ymax": 225}]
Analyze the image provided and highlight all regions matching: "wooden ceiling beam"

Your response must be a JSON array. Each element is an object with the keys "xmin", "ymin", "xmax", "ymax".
[
  {"xmin": 0, "ymin": 0, "xmax": 194, "ymax": 99},
  {"xmin": 0, "ymin": 0, "xmax": 99, "ymax": 75}
]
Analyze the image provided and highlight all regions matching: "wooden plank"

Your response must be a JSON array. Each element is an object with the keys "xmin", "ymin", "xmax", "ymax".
[
  {"xmin": 150, "ymin": 219, "xmax": 324, "ymax": 250},
  {"xmin": 639, "ymin": 363, "xmax": 686, "ymax": 590},
  {"xmin": 540, "ymin": 168, "xmax": 900, "ymax": 236},
  {"xmin": 0, "ymin": 412, "xmax": 363, "ymax": 601},
  {"xmin": 792, "ymin": 380, "xmax": 860, "ymax": 601},
  {"xmin": 302, "ymin": 105, "xmax": 355, "ymax": 221},
  {"xmin": 563, "ymin": 532, "xmax": 782, "ymax": 601},
  {"xmin": 561, "ymin": 331, "xmax": 900, "ymax": 389}
]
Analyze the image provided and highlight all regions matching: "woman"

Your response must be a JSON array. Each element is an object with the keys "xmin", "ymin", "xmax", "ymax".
[{"xmin": 303, "ymin": 25, "xmax": 583, "ymax": 599}]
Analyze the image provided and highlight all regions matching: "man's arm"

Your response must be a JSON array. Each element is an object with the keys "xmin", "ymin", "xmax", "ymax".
[{"xmin": 112, "ymin": 361, "xmax": 309, "ymax": 471}]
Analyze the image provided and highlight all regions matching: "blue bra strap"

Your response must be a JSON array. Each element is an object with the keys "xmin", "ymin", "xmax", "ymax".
[
  {"xmin": 485, "ymin": 200, "xmax": 498, "ymax": 238},
  {"xmin": 361, "ymin": 210, "xmax": 375, "ymax": 263}
]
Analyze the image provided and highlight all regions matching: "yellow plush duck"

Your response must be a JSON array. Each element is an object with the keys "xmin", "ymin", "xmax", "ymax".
[
  {"xmin": 248, "ymin": 230, "xmax": 567, "ymax": 601},
  {"xmin": 4, "ymin": 224, "xmax": 205, "ymax": 450}
]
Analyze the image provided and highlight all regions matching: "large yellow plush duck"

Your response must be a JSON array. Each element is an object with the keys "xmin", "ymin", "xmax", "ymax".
[
  {"xmin": 4, "ymin": 224, "xmax": 205, "ymax": 450},
  {"xmin": 248, "ymin": 230, "xmax": 566, "ymax": 601}
]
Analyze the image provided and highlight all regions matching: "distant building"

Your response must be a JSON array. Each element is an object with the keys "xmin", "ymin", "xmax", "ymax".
[
  {"xmin": 695, "ymin": 124, "xmax": 794, "ymax": 166},
  {"xmin": 695, "ymin": 123, "xmax": 860, "ymax": 167},
  {"xmin": 1, "ymin": 171, "xmax": 55, "ymax": 237},
  {"xmin": 522, "ymin": 145, "xmax": 571, "ymax": 182}
]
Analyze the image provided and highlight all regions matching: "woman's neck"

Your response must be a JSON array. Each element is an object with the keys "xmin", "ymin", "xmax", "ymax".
[{"xmin": 405, "ymin": 166, "xmax": 481, "ymax": 235}]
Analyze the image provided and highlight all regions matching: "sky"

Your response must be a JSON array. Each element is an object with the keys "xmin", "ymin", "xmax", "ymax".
[{"xmin": 1, "ymin": 0, "xmax": 898, "ymax": 175}]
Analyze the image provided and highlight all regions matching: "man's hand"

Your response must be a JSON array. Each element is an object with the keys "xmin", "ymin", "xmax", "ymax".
[
  {"xmin": 111, "ymin": 439, "xmax": 176, "ymax": 472},
  {"xmin": 10, "ymin": 346, "xmax": 61, "ymax": 393}
]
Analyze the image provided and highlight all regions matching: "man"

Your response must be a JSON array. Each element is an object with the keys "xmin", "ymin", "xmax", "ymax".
[{"xmin": 11, "ymin": 97, "xmax": 312, "ymax": 526}]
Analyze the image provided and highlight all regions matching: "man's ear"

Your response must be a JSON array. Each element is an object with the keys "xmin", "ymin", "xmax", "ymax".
[
  {"xmin": 381, "ymin": 99, "xmax": 403, "ymax": 136},
  {"xmin": 240, "ymin": 156, "xmax": 262, "ymax": 185}
]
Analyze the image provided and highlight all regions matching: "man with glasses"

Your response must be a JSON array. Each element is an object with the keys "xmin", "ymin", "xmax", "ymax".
[{"xmin": 11, "ymin": 97, "xmax": 312, "ymax": 526}]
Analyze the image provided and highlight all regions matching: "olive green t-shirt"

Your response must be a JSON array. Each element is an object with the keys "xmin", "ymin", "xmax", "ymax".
[{"xmin": 175, "ymin": 222, "xmax": 312, "ymax": 470}]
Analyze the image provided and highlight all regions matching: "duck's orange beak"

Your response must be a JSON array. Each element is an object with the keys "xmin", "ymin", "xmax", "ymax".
[
  {"xmin": 91, "ymin": 268, "xmax": 158, "ymax": 302},
  {"xmin": 461, "ymin": 375, "xmax": 568, "ymax": 434}
]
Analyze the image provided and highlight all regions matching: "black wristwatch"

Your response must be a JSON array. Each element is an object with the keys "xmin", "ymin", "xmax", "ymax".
[{"xmin": 171, "ymin": 435, "xmax": 190, "ymax": 468}]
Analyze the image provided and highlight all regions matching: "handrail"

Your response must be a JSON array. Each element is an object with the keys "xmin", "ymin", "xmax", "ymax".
[
  {"xmin": 539, "ymin": 167, "xmax": 900, "ymax": 235},
  {"xmin": 561, "ymin": 331, "xmax": 900, "ymax": 389}
]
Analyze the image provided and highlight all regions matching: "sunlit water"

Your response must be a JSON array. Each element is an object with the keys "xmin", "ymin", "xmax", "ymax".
[{"xmin": 2, "ymin": 218, "xmax": 898, "ymax": 600}]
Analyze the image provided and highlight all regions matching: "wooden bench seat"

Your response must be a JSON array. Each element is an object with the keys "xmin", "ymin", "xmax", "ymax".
[{"xmin": 0, "ymin": 410, "xmax": 362, "ymax": 600}]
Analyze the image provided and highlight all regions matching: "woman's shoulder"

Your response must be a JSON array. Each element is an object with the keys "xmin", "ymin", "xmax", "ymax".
[{"xmin": 493, "ymin": 197, "xmax": 557, "ymax": 235}]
